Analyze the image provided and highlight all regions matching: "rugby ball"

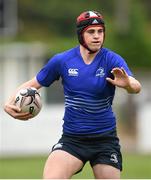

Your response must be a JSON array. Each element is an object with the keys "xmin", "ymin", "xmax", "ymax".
[{"xmin": 15, "ymin": 87, "xmax": 42, "ymax": 117}]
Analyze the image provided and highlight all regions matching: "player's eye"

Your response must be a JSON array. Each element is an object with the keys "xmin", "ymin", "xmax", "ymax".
[
  {"xmin": 86, "ymin": 29, "xmax": 95, "ymax": 34},
  {"xmin": 98, "ymin": 29, "xmax": 104, "ymax": 33}
]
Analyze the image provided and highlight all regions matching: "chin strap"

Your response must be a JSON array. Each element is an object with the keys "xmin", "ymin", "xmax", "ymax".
[
  {"xmin": 83, "ymin": 43, "xmax": 98, "ymax": 54},
  {"xmin": 82, "ymin": 40, "xmax": 104, "ymax": 54}
]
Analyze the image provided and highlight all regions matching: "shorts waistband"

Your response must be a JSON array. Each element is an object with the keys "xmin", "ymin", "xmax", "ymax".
[{"xmin": 63, "ymin": 127, "xmax": 116, "ymax": 140}]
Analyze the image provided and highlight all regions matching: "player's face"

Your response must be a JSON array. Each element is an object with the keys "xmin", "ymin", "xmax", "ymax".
[{"xmin": 83, "ymin": 26, "xmax": 104, "ymax": 52}]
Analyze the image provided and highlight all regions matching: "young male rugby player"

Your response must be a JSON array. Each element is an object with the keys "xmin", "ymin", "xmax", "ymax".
[{"xmin": 4, "ymin": 11, "xmax": 141, "ymax": 179}]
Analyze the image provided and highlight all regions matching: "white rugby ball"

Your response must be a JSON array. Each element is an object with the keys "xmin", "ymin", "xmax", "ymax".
[{"xmin": 15, "ymin": 87, "xmax": 42, "ymax": 117}]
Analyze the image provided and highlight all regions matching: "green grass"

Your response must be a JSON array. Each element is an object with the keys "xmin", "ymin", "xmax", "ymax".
[
  {"xmin": 0, "ymin": 156, "xmax": 45, "ymax": 179},
  {"xmin": 0, "ymin": 153, "xmax": 151, "ymax": 179}
]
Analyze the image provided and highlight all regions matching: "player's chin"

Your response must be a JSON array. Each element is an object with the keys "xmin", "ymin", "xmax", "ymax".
[
  {"xmin": 89, "ymin": 44, "xmax": 102, "ymax": 51},
  {"xmin": 89, "ymin": 46, "xmax": 101, "ymax": 52}
]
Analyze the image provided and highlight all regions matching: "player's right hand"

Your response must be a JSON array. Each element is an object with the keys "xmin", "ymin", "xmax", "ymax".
[{"xmin": 4, "ymin": 103, "xmax": 33, "ymax": 120}]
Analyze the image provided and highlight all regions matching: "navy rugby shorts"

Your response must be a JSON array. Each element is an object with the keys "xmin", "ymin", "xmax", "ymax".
[{"xmin": 51, "ymin": 128, "xmax": 122, "ymax": 171}]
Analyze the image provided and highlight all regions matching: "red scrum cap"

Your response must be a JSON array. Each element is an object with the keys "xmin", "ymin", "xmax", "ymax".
[{"xmin": 76, "ymin": 11, "xmax": 105, "ymax": 53}]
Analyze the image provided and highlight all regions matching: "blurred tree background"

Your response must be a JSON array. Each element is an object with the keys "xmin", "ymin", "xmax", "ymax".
[{"xmin": 1, "ymin": 0, "xmax": 151, "ymax": 68}]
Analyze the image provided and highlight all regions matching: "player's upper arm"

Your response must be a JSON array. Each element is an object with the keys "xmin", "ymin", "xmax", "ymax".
[
  {"xmin": 33, "ymin": 77, "xmax": 42, "ymax": 89},
  {"xmin": 36, "ymin": 55, "xmax": 61, "ymax": 87}
]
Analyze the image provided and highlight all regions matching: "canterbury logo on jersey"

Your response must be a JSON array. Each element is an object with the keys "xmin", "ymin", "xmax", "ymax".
[{"xmin": 68, "ymin": 68, "xmax": 79, "ymax": 76}]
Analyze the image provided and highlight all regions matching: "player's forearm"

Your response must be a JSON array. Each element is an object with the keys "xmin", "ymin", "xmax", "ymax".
[
  {"xmin": 125, "ymin": 77, "xmax": 141, "ymax": 94},
  {"xmin": 6, "ymin": 77, "xmax": 42, "ymax": 105}
]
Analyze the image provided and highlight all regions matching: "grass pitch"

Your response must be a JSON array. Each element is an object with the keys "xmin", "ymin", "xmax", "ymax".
[{"xmin": 0, "ymin": 153, "xmax": 151, "ymax": 179}]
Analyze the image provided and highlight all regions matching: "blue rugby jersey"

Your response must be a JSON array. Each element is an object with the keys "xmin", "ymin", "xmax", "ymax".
[{"xmin": 36, "ymin": 46, "xmax": 133, "ymax": 135}]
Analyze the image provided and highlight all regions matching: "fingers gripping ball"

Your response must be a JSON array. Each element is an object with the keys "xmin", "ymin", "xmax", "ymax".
[{"xmin": 15, "ymin": 87, "xmax": 42, "ymax": 117}]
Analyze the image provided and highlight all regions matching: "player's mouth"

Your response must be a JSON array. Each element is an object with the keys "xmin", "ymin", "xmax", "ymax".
[{"xmin": 92, "ymin": 41, "xmax": 101, "ymax": 44}]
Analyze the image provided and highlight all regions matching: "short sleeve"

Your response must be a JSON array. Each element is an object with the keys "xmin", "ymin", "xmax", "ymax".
[
  {"xmin": 36, "ymin": 55, "xmax": 61, "ymax": 87},
  {"xmin": 108, "ymin": 52, "xmax": 133, "ymax": 77}
]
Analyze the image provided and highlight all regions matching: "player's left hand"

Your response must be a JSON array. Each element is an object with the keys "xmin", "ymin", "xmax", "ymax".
[{"xmin": 106, "ymin": 67, "xmax": 130, "ymax": 89}]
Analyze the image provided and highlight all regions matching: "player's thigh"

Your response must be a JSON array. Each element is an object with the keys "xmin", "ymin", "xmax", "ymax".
[
  {"xmin": 43, "ymin": 150, "xmax": 84, "ymax": 179},
  {"xmin": 92, "ymin": 164, "xmax": 120, "ymax": 179}
]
